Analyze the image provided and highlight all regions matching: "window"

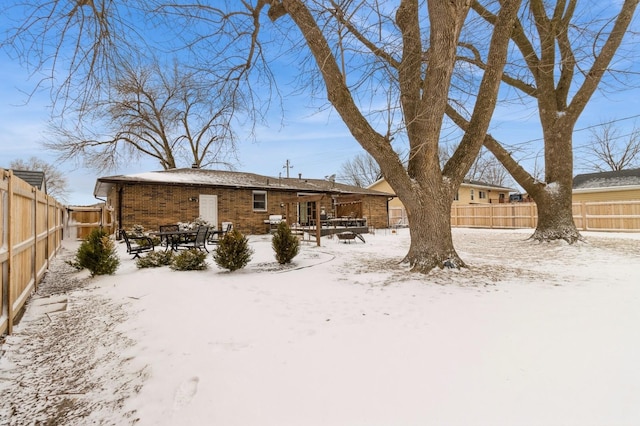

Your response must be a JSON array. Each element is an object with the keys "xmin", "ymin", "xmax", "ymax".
[
  {"xmin": 253, "ymin": 191, "xmax": 267, "ymax": 211},
  {"xmin": 470, "ymin": 189, "xmax": 474, "ymax": 201},
  {"xmin": 479, "ymin": 191, "xmax": 487, "ymax": 199},
  {"xmin": 454, "ymin": 191, "xmax": 459, "ymax": 201}
]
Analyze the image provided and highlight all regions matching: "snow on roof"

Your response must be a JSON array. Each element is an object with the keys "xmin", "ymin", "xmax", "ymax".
[
  {"xmin": 94, "ymin": 168, "xmax": 394, "ymax": 197},
  {"xmin": 573, "ymin": 168, "xmax": 640, "ymax": 190}
]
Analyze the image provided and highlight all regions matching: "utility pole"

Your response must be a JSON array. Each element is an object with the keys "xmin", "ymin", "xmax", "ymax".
[{"xmin": 282, "ymin": 159, "xmax": 294, "ymax": 178}]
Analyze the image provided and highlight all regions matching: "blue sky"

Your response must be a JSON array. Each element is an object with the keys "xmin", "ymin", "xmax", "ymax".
[{"xmin": 2, "ymin": 3, "xmax": 640, "ymax": 205}]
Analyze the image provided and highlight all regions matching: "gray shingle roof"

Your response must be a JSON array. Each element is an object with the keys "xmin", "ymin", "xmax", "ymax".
[
  {"xmin": 573, "ymin": 168, "xmax": 640, "ymax": 189},
  {"xmin": 11, "ymin": 169, "xmax": 46, "ymax": 191},
  {"xmin": 95, "ymin": 168, "xmax": 394, "ymax": 198}
]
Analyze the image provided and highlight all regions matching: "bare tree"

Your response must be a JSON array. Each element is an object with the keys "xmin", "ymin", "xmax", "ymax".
[
  {"xmin": 449, "ymin": 0, "xmax": 640, "ymax": 243},
  {"xmin": 338, "ymin": 153, "xmax": 382, "ymax": 188},
  {"xmin": 3, "ymin": 0, "xmax": 522, "ymax": 273},
  {"xmin": 9, "ymin": 157, "xmax": 69, "ymax": 201},
  {"xmin": 45, "ymin": 61, "xmax": 239, "ymax": 172},
  {"xmin": 265, "ymin": 0, "xmax": 522, "ymax": 272},
  {"xmin": 582, "ymin": 122, "xmax": 640, "ymax": 172}
]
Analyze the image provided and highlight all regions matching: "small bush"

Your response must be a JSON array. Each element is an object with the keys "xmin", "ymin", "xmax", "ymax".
[
  {"xmin": 272, "ymin": 221, "xmax": 299, "ymax": 264},
  {"xmin": 136, "ymin": 250, "xmax": 175, "ymax": 269},
  {"xmin": 130, "ymin": 224, "xmax": 146, "ymax": 236},
  {"xmin": 171, "ymin": 249, "xmax": 208, "ymax": 271},
  {"xmin": 73, "ymin": 228, "xmax": 120, "ymax": 276},
  {"xmin": 213, "ymin": 229, "xmax": 253, "ymax": 272}
]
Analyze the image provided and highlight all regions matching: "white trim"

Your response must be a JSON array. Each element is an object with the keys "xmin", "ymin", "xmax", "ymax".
[
  {"xmin": 573, "ymin": 185, "xmax": 640, "ymax": 194},
  {"xmin": 252, "ymin": 190, "xmax": 267, "ymax": 211}
]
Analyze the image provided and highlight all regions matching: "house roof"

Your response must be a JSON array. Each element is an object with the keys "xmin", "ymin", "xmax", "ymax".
[
  {"xmin": 573, "ymin": 168, "xmax": 640, "ymax": 190},
  {"xmin": 94, "ymin": 168, "xmax": 395, "ymax": 198},
  {"xmin": 11, "ymin": 169, "xmax": 46, "ymax": 191},
  {"xmin": 461, "ymin": 178, "xmax": 516, "ymax": 192},
  {"xmin": 367, "ymin": 177, "xmax": 515, "ymax": 193}
]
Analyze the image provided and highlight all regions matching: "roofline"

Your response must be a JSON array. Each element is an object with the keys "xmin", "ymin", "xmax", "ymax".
[
  {"xmin": 462, "ymin": 181, "xmax": 516, "ymax": 192},
  {"xmin": 367, "ymin": 177, "xmax": 515, "ymax": 192},
  {"xmin": 573, "ymin": 185, "xmax": 640, "ymax": 194},
  {"xmin": 94, "ymin": 170, "xmax": 392, "ymax": 198},
  {"xmin": 97, "ymin": 178, "xmax": 389, "ymax": 194}
]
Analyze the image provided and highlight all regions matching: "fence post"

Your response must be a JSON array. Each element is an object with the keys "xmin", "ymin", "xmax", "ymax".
[
  {"xmin": 489, "ymin": 204, "xmax": 494, "ymax": 229},
  {"xmin": 32, "ymin": 187, "xmax": 37, "ymax": 293},
  {"xmin": 6, "ymin": 170, "xmax": 14, "ymax": 335},
  {"xmin": 581, "ymin": 201, "xmax": 588, "ymax": 231}
]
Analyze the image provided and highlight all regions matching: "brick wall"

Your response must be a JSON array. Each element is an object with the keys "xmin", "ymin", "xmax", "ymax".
[{"xmin": 107, "ymin": 183, "xmax": 389, "ymax": 234}]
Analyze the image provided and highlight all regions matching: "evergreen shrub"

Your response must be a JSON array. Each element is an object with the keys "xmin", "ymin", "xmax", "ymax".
[
  {"xmin": 136, "ymin": 250, "xmax": 175, "ymax": 269},
  {"xmin": 72, "ymin": 228, "xmax": 120, "ymax": 276},
  {"xmin": 171, "ymin": 249, "xmax": 208, "ymax": 271},
  {"xmin": 272, "ymin": 221, "xmax": 299, "ymax": 264},
  {"xmin": 213, "ymin": 229, "xmax": 253, "ymax": 272}
]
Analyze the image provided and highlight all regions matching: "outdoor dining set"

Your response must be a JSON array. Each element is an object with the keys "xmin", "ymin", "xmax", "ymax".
[{"xmin": 121, "ymin": 223, "xmax": 232, "ymax": 258}]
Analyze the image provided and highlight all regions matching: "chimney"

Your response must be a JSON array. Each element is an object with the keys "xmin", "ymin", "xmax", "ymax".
[{"xmin": 298, "ymin": 173, "xmax": 302, "ymax": 179}]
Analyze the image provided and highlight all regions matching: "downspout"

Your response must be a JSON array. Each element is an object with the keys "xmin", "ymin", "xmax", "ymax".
[
  {"xmin": 117, "ymin": 187, "xmax": 123, "ymax": 239},
  {"xmin": 94, "ymin": 195, "xmax": 106, "ymax": 229}
]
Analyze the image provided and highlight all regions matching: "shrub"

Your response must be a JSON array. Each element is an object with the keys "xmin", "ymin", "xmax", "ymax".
[
  {"xmin": 73, "ymin": 228, "xmax": 120, "ymax": 276},
  {"xmin": 193, "ymin": 217, "xmax": 212, "ymax": 227},
  {"xmin": 272, "ymin": 221, "xmax": 299, "ymax": 264},
  {"xmin": 130, "ymin": 224, "xmax": 146, "ymax": 236},
  {"xmin": 213, "ymin": 229, "xmax": 253, "ymax": 272},
  {"xmin": 136, "ymin": 250, "xmax": 175, "ymax": 269},
  {"xmin": 171, "ymin": 249, "xmax": 208, "ymax": 271}
]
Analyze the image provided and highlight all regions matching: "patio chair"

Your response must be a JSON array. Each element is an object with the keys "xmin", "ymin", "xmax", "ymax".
[
  {"xmin": 207, "ymin": 222, "xmax": 233, "ymax": 245},
  {"xmin": 176, "ymin": 225, "xmax": 209, "ymax": 252},
  {"xmin": 122, "ymin": 230, "xmax": 155, "ymax": 258},
  {"xmin": 158, "ymin": 224, "xmax": 179, "ymax": 250}
]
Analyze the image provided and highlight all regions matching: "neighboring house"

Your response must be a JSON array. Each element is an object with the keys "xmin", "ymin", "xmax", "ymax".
[
  {"xmin": 94, "ymin": 168, "xmax": 394, "ymax": 235},
  {"xmin": 368, "ymin": 178, "xmax": 514, "ymax": 226},
  {"xmin": 11, "ymin": 169, "xmax": 47, "ymax": 194},
  {"xmin": 573, "ymin": 168, "xmax": 640, "ymax": 202}
]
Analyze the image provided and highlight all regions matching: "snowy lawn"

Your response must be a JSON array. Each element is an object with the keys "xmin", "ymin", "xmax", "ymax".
[{"xmin": 1, "ymin": 227, "xmax": 639, "ymax": 426}]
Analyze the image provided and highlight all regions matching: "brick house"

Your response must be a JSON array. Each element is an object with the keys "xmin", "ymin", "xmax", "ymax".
[{"xmin": 94, "ymin": 168, "xmax": 394, "ymax": 235}]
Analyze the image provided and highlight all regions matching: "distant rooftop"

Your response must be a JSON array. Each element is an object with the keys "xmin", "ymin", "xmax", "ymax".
[
  {"xmin": 573, "ymin": 168, "xmax": 640, "ymax": 190},
  {"xmin": 11, "ymin": 169, "xmax": 46, "ymax": 192}
]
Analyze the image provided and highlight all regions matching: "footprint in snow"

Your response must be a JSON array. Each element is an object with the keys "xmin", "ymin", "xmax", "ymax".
[{"xmin": 173, "ymin": 376, "xmax": 199, "ymax": 410}]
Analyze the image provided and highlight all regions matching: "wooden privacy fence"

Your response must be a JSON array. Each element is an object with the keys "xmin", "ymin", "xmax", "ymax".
[
  {"xmin": 451, "ymin": 200, "xmax": 640, "ymax": 231},
  {"xmin": 66, "ymin": 204, "xmax": 114, "ymax": 240},
  {"xmin": 0, "ymin": 169, "xmax": 65, "ymax": 335}
]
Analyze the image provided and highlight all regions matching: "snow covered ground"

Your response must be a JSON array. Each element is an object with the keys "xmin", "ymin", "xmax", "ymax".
[{"xmin": 1, "ymin": 227, "xmax": 639, "ymax": 426}]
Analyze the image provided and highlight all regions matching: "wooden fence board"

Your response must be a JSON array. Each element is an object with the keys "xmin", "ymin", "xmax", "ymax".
[
  {"xmin": 450, "ymin": 201, "xmax": 639, "ymax": 232},
  {"xmin": 0, "ymin": 169, "xmax": 64, "ymax": 335}
]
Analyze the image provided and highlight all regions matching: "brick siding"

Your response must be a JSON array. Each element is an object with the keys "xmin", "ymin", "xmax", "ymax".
[{"xmin": 108, "ymin": 183, "xmax": 389, "ymax": 235}]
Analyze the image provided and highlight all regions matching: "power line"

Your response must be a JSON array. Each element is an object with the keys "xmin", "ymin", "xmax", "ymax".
[{"xmin": 501, "ymin": 113, "xmax": 640, "ymax": 149}]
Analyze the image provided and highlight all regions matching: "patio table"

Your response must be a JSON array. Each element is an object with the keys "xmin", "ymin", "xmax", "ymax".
[{"xmin": 151, "ymin": 230, "xmax": 198, "ymax": 251}]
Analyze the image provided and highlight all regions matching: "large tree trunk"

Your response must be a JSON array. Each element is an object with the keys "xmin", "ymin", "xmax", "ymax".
[
  {"xmin": 482, "ymin": 125, "xmax": 583, "ymax": 243},
  {"xmin": 403, "ymin": 192, "xmax": 465, "ymax": 272},
  {"xmin": 530, "ymin": 190, "xmax": 581, "ymax": 243},
  {"xmin": 530, "ymin": 127, "xmax": 582, "ymax": 243}
]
